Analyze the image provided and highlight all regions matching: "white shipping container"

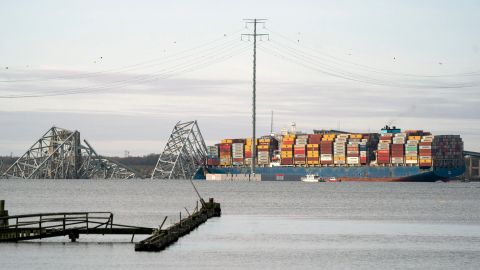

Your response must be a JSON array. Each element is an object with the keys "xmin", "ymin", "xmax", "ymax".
[
  {"xmin": 334, "ymin": 160, "xmax": 346, "ymax": 164},
  {"xmin": 406, "ymin": 159, "xmax": 418, "ymax": 164},
  {"xmin": 419, "ymin": 156, "xmax": 432, "ymax": 159},
  {"xmin": 391, "ymin": 157, "xmax": 404, "ymax": 164},
  {"xmin": 419, "ymin": 145, "xmax": 432, "ymax": 149},
  {"xmin": 347, "ymin": 157, "xmax": 360, "ymax": 164}
]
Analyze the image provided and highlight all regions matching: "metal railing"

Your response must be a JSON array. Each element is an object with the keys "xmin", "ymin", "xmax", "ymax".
[{"xmin": 0, "ymin": 212, "xmax": 114, "ymax": 241}]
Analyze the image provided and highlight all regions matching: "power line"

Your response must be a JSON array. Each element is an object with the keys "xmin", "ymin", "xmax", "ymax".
[
  {"xmin": 0, "ymin": 29, "xmax": 245, "ymax": 83},
  {"xmin": 0, "ymin": 43, "xmax": 251, "ymax": 98},
  {"xmin": 259, "ymin": 40, "xmax": 479, "ymax": 89},
  {"xmin": 265, "ymin": 26, "xmax": 480, "ymax": 78}
]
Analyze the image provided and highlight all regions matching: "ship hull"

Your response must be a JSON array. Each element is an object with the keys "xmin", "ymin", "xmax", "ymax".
[{"xmin": 204, "ymin": 165, "xmax": 465, "ymax": 182}]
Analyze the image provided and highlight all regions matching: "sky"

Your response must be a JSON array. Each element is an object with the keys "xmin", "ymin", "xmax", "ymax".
[{"xmin": 0, "ymin": 0, "xmax": 479, "ymax": 156}]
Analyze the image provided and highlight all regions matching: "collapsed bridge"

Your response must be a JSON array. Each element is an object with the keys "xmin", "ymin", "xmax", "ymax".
[{"xmin": 1, "ymin": 127, "xmax": 141, "ymax": 180}]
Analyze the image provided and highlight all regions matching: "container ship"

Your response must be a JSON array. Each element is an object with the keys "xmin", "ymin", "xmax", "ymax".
[{"xmin": 203, "ymin": 126, "xmax": 465, "ymax": 182}]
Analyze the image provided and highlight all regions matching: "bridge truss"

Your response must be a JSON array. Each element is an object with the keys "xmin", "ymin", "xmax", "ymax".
[
  {"xmin": 151, "ymin": 121, "xmax": 208, "ymax": 180},
  {"xmin": 1, "ymin": 127, "xmax": 141, "ymax": 179}
]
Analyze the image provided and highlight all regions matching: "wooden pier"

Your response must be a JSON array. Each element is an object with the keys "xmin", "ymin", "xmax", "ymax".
[
  {"xmin": 135, "ymin": 198, "xmax": 221, "ymax": 252},
  {"xmin": 0, "ymin": 200, "xmax": 154, "ymax": 242}
]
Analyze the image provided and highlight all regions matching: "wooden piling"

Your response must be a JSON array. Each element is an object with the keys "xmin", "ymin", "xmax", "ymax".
[
  {"xmin": 134, "ymin": 198, "xmax": 221, "ymax": 252},
  {"xmin": 0, "ymin": 200, "xmax": 8, "ymax": 227}
]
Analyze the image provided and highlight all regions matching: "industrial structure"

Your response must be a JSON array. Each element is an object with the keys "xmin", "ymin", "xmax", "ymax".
[
  {"xmin": 151, "ymin": 121, "xmax": 208, "ymax": 180},
  {"xmin": 1, "ymin": 127, "xmax": 140, "ymax": 179},
  {"xmin": 463, "ymin": 151, "xmax": 480, "ymax": 181}
]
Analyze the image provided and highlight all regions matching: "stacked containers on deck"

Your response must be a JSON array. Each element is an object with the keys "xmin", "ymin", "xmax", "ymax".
[
  {"xmin": 391, "ymin": 133, "xmax": 406, "ymax": 164},
  {"xmin": 257, "ymin": 137, "xmax": 278, "ymax": 165},
  {"xmin": 244, "ymin": 138, "xmax": 255, "ymax": 166},
  {"xmin": 206, "ymin": 145, "xmax": 219, "ymax": 166},
  {"xmin": 334, "ymin": 134, "xmax": 348, "ymax": 165},
  {"xmin": 307, "ymin": 134, "xmax": 322, "ymax": 165},
  {"xmin": 320, "ymin": 134, "xmax": 335, "ymax": 165},
  {"xmin": 406, "ymin": 135, "xmax": 421, "ymax": 164},
  {"xmin": 231, "ymin": 139, "xmax": 245, "ymax": 166},
  {"xmin": 359, "ymin": 135, "xmax": 370, "ymax": 165},
  {"xmin": 306, "ymin": 135, "xmax": 320, "ymax": 165},
  {"xmin": 347, "ymin": 134, "xmax": 362, "ymax": 165},
  {"xmin": 281, "ymin": 134, "xmax": 295, "ymax": 165},
  {"xmin": 419, "ymin": 135, "xmax": 434, "ymax": 167},
  {"xmin": 219, "ymin": 139, "xmax": 232, "ymax": 166},
  {"xmin": 377, "ymin": 134, "xmax": 392, "ymax": 164},
  {"xmin": 294, "ymin": 135, "xmax": 308, "ymax": 165},
  {"xmin": 432, "ymin": 135, "xmax": 464, "ymax": 168}
]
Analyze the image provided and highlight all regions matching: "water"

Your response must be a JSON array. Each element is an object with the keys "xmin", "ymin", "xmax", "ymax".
[{"xmin": 1, "ymin": 180, "xmax": 480, "ymax": 269}]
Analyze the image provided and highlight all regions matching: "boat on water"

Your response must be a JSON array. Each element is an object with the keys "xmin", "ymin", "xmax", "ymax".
[
  {"xmin": 327, "ymin": 177, "xmax": 340, "ymax": 182},
  {"xmin": 301, "ymin": 174, "xmax": 325, "ymax": 182},
  {"xmin": 204, "ymin": 126, "xmax": 465, "ymax": 182}
]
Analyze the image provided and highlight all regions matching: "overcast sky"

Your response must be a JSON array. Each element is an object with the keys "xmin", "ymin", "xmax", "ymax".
[{"xmin": 0, "ymin": 0, "xmax": 479, "ymax": 156}]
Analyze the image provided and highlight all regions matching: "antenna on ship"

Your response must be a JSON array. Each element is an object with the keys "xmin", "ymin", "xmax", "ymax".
[
  {"xmin": 242, "ymin": 19, "xmax": 269, "ymax": 176},
  {"xmin": 270, "ymin": 110, "xmax": 274, "ymax": 136},
  {"xmin": 290, "ymin": 122, "xmax": 296, "ymax": 134}
]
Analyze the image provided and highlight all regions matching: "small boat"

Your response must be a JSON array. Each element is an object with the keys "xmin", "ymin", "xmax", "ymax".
[
  {"xmin": 327, "ymin": 177, "xmax": 340, "ymax": 182},
  {"xmin": 301, "ymin": 174, "xmax": 325, "ymax": 183}
]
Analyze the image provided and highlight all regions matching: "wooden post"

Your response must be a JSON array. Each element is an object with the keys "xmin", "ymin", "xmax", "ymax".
[{"xmin": 469, "ymin": 156, "xmax": 472, "ymax": 179}]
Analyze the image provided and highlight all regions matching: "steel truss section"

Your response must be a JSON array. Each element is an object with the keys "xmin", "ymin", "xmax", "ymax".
[
  {"xmin": 151, "ymin": 121, "xmax": 208, "ymax": 180},
  {"xmin": 1, "ymin": 127, "xmax": 140, "ymax": 180}
]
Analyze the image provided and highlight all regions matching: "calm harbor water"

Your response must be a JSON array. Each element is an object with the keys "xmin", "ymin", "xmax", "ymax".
[{"xmin": 1, "ymin": 180, "xmax": 480, "ymax": 269}]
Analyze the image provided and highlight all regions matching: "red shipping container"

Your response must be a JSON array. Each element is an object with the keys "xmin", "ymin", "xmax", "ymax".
[
  {"xmin": 281, "ymin": 158, "xmax": 294, "ymax": 165},
  {"xmin": 206, "ymin": 158, "xmax": 220, "ymax": 166},
  {"xmin": 419, "ymin": 142, "xmax": 431, "ymax": 146},
  {"xmin": 419, "ymin": 150, "xmax": 432, "ymax": 155}
]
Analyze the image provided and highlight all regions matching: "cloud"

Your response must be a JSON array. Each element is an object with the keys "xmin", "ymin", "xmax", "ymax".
[{"xmin": 1, "ymin": 67, "xmax": 479, "ymax": 155}]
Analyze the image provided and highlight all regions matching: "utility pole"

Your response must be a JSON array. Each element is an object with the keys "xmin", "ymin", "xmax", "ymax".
[{"xmin": 242, "ymin": 19, "xmax": 268, "ymax": 175}]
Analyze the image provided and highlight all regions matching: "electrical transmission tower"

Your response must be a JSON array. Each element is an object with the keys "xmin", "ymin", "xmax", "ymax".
[
  {"xmin": 242, "ymin": 18, "xmax": 269, "ymax": 175},
  {"xmin": 151, "ymin": 121, "xmax": 208, "ymax": 180}
]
